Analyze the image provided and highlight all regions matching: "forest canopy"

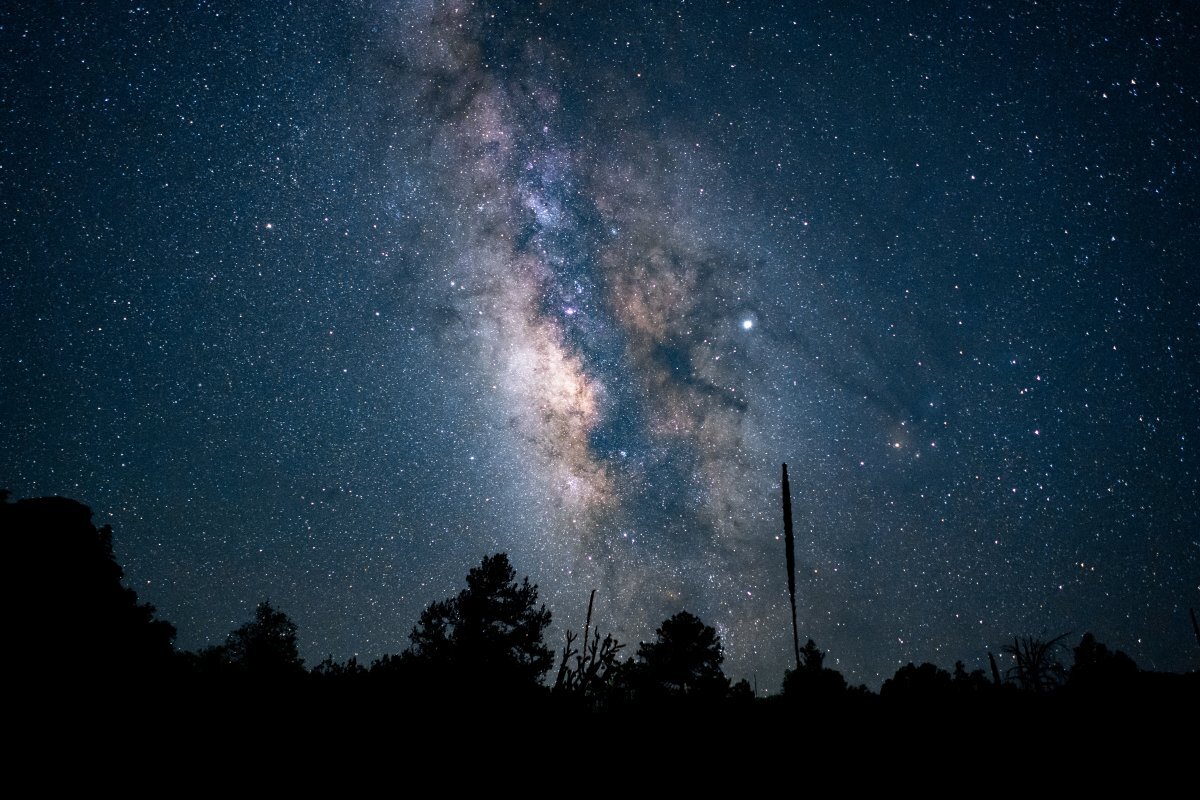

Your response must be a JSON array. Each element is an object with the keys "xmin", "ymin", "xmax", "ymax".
[{"xmin": 3, "ymin": 491, "xmax": 1195, "ymax": 715}]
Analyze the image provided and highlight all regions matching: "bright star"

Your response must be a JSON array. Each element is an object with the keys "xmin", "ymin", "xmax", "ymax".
[{"xmin": 742, "ymin": 319, "xmax": 753, "ymax": 330}]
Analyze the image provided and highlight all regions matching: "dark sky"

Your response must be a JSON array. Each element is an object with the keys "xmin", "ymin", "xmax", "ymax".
[{"xmin": 3, "ymin": 0, "xmax": 1197, "ymax": 689}]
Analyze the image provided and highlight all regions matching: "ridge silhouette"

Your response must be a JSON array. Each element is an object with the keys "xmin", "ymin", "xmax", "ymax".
[{"xmin": 3, "ymin": 490, "xmax": 1196, "ymax": 722}]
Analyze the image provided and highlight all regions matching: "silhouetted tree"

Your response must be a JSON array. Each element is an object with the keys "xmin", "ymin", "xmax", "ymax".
[
  {"xmin": 311, "ymin": 655, "xmax": 367, "ymax": 682},
  {"xmin": 880, "ymin": 662, "xmax": 953, "ymax": 700},
  {"xmin": 782, "ymin": 638, "xmax": 848, "ymax": 701},
  {"xmin": 1068, "ymin": 632, "xmax": 1137, "ymax": 692},
  {"xmin": 729, "ymin": 678, "xmax": 754, "ymax": 703},
  {"xmin": 629, "ymin": 610, "xmax": 731, "ymax": 700},
  {"xmin": 952, "ymin": 660, "xmax": 992, "ymax": 694},
  {"xmin": 406, "ymin": 553, "xmax": 553, "ymax": 692},
  {"xmin": 1003, "ymin": 633, "xmax": 1069, "ymax": 693},
  {"xmin": 553, "ymin": 589, "xmax": 624, "ymax": 705},
  {"xmin": 1, "ymin": 493, "xmax": 176, "ymax": 681},
  {"xmin": 987, "ymin": 651, "xmax": 1004, "ymax": 687},
  {"xmin": 799, "ymin": 637, "xmax": 825, "ymax": 670},
  {"xmin": 198, "ymin": 601, "xmax": 305, "ymax": 677}
]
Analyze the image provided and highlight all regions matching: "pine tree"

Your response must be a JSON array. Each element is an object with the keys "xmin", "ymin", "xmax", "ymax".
[
  {"xmin": 631, "ymin": 610, "xmax": 730, "ymax": 700},
  {"xmin": 407, "ymin": 553, "xmax": 553, "ymax": 690}
]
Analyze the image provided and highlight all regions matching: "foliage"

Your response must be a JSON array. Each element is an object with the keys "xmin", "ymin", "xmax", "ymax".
[
  {"xmin": 1068, "ymin": 632, "xmax": 1137, "ymax": 691},
  {"xmin": 11, "ymin": 491, "xmax": 1193, "ymax": 712},
  {"xmin": 200, "ymin": 600, "xmax": 305, "ymax": 677},
  {"xmin": 952, "ymin": 660, "xmax": 993, "ymax": 694},
  {"xmin": 312, "ymin": 655, "xmax": 367, "ymax": 681},
  {"xmin": 730, "ymin": 678, "xmax": 754, "ymax": 702},
  {"xmin": 1, "ymin": 493, "xmax": 177, "ymax": 678},
  {"xmin": 406, "ymin": 553, "xmax": 553, "ymax": 690},
  {"xmin": 800, "ymin": 638, "xmax": 825, "ymax": 671},
  {"xmin": 880, "ymin": 662, "xmax": 952, "ymax": 699},
  {"xmin": 630, "ymin": 610, "xmax": 730, "ymax": 699},
  {"xmin": 782, "ymin": 639, "xmax": 848, "ymax": 700}
]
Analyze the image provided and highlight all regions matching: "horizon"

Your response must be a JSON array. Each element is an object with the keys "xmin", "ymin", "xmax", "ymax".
[{"xmin": 2, "ymin": 1, "xmax": 1196, "ymax": 689}]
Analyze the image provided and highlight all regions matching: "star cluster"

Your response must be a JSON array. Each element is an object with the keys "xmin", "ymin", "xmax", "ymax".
[{"xmin": 2, "ymin": 1, "xmax": 1196, "ymax": 687}]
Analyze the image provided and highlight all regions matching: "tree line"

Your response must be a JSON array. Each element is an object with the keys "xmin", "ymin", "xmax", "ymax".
[{"xmin": 3, "ymin": 491, "xmax": 1195, "ymax": 714}]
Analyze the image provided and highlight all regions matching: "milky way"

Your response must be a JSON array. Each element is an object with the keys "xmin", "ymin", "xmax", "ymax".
[
  {"xmin": 372, "ymin": 1, "xmax": 794, "ymax": 665},
  {"xmin": 2, "ymin": 1, "xmax": 1196, "ymax": 687}
]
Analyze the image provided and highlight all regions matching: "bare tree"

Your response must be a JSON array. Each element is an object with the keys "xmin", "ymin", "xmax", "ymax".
[
  {"xmin": 553, "ymin": 590, "xmax": 624, "ymax": 703},
  {"xmin": 1003, "ymin": 633, "xmax": 1070, "ymax": 693}
]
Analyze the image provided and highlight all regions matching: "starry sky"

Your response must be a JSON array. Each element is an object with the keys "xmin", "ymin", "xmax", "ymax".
[{"xmin": 3, "ymin": 1, "xmax": 1197, "ymax": 688}]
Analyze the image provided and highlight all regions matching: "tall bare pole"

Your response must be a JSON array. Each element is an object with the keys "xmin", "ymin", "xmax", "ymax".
[{"xmin": 782, "ymin": 463, "xmax": 800, "ymax": 670}]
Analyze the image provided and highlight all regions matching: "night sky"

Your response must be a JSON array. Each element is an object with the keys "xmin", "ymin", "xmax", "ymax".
[{"xmin": 3, "ymin": 1, "xmax": 1197, "ymax": 689}]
